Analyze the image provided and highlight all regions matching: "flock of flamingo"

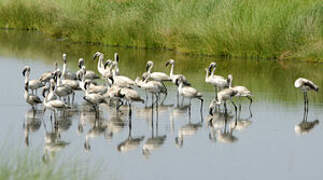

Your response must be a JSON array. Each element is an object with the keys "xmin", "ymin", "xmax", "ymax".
[{"xmin": 22, "ymin": 52, "xmax": 320, "ymax": 156}]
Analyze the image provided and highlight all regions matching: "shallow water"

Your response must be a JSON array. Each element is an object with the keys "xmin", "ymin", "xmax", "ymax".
[{"xmin": 1, "ymin": 30, "xmax": 323, "ymax": 180}]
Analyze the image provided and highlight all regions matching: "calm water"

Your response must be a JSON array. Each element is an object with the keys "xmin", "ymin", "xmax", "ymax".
[{"xmin": 1, "ymin": 30, "xmax": 323, "ymax": 180}]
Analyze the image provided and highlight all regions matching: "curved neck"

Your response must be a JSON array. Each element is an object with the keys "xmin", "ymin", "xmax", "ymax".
[
  {"xmin": 57, "ymin": 75, "xmax": 62, "ymax": 86},
  {"xmin": 24, "ymin": 71, "xmax": 30, "ymax": 83},
  {"xmin": 170, "ymin": 64, "xmax": 174, "ymax": 77},
  {"xmin": 24, "ymin": 89, "xmax": 28, "ymax": 99},
  {"xmin": 178, "ymin": 82, "xmax": 184, "ymax": 89},
  {"xmin": 147, "ymin": 65, "xmax": 153, "ymax": 73},
  {"xmin": 97, "ymin": 54, "xmax": 104, "ymax": 72},
  {"xmin": 62, "ymin": 63, "xmax": 67, "ymax": 78},
  {"xmin": 112, "ymin": 68, "xmax": 116, "ymax": 77},
  {"xmin": 205, "ymin": 70, "xmax": 209, "ymax": 81},
  {"xmin": 115, "ymin": 63, "xmax": 119, "ymax": 74},
  {"xmin": 228, "ymin": 78, "xmax": 232, "ymax": 88},
  {"xmin": 211, "ymin": 66, "xmax": 216, "ymax": 77}
]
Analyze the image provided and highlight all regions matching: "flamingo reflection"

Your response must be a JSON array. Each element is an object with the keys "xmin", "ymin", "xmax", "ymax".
[
  {"xmin": 295, "ymin": 105, "xmax": 319, "ymax": 135},
  {"xmin": 142, "ymin": 105, "xmax": 166, "ymax": 158},
  {"xmin": 117, "ymin": 112, "xmax": 144, "ymax": 153},
  {"xmin": 23, "ymin": 109, "xmax": 42, "ymax": 147},
  {"xmin": 175, "ymin": 106, "xmax": 203, "ymax": 148}
]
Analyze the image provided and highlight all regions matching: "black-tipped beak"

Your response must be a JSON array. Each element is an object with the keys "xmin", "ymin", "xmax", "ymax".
[
  {"xmin": 145, "ymin": 64, "xmax": 150, "ymax": 72},
  {"xmin": 183, "ymin": 81, "xmax": 191, "ymax": 86},
  {"xmin": 53, "ymin": 73, "xmax": 58, "ymax": 83},
  {"xmin": 92, "ymin": 53, "xmax": 98, "ymax": 60},
  {"xmin": 165, "ymin": 61, "xmax": 170, "ymax": 67},
  {"xmin": 22, "ymin": 68, "xmax": 27, "ymax": 77},
  {"xmin": 175, "ymin": 78, "xmax": 179, "ymax": 86},
  {"xmin": 104, "ymin": 61, "xmax": 110, "ymax": 69},
  {"xmin": 208, "ymin": 65, "xmax": 213, "ymax": 74},
  {"xmin": 108, "ymin": 76, "xmax": 114, "ymax": 84},
  {"xmin": 115, "ymin": 53, "xmax": 119, "ymax": 62}
]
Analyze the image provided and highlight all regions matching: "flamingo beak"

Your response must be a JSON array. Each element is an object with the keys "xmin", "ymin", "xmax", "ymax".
[
  {"xmin": 208, "ymin": 65, "xmax": 213, "ymax": 74},
  {"xmin": 115, "ymin": 53, "xmax": 119, "ymax": 62},
  {"xmin": 145, "ymin": 64, "xmax": 150, "ymax": 72},
  {"xmin": 22, "ymin": 68, "xmax": 27, "ymax": 77},
  {"xmin": 92, "ymin": 53, "xmax": 98, "ymax": 60}
]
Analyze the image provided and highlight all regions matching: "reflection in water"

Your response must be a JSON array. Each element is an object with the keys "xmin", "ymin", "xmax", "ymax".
[
  {"xmin": 142, "ymin": 106, "xmax": 167, "ymax": 158},
  {"xmin": 208, "ymin": 105, "xmax": 253, "ymax": 143},
  {"xmin": 175, "ymin": 106, "xmax": 203, "ymax": 148},
  {"xmin": 84, "ymin": 118, "xmax": 107, "ymax": 151},
  {"xmin": 4, "ymin": 30, "xmax": 323, "ymax": 180},
  {"xmin": 23, "ymin": 109, "xmax": 42, "ymax": 147},
  {"xmin": 117, "ymin": 114, "xmax": 144, "ymax": 153},
  {"xmin": 230, "ymin": 106, "xmax": 253, "ymax": 131},
  {"xmin": 105, "ymin": 112, "xmax": 127, "ymax": 141},
  {"xmin": 295, "ymin": 105, "xmax": 319, "ymax": 135},
  {"xmin": 169, "ymin": 105, "xmax": 190, "ymax": 134},
  {"xmin": 213, "ymin": 114, "xmax": 238, "ymax": 144},
  {"xmin": 42, "ymin": 118, "xmax": 70, "ymax": 163}
]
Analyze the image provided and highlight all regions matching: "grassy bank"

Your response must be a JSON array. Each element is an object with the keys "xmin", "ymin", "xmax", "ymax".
[{"xmin": 0, "ymin": 0, "xmax": 322, "ymax": 60}]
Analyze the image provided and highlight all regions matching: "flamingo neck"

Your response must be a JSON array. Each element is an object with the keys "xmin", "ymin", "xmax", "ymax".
[
  {"xmin": 205, "ymin": 69, "xmax": 209, "ymax": 82},
  {"xmin": 178, "ymin": 82, "xmax": 184, "ymax": 91},
  {"xmin": 97, "ymin": 54, "xmax": 104, "ymax": 72},
  {"xmin": 114, "ymin": 62, "xmax": 119, "ymax": 74},
  {"xmin": 147, "ymin": 65, "xmax": 152, "ymax": 73},
  {"xmin": 62, "ymin": 62, "xmax": 67, "ymax": 79},
  {"xmin": 170, "ymin": 64, "xmax": 174, "ymax": 77},
  {"xmin": 211, "ymin": 67, "xmax": 216, "ymax": 77},
  {"xmin": 24, "ymin": 71, "xmax": 30, "ymax": 84},
  {"xmin": 228, "ymin": 78, "xmax": 232, "ymax": 88},
  {"xmin": 24, "ymin": 89, "xmax": 28, "ymax": 100},
  {"xmin": 57, "ymin": 75, "xmax": 62, "ymax": 86},
  {"xmin": 112, "ymin": 68, "xmax": 116, "ymax": 77}
]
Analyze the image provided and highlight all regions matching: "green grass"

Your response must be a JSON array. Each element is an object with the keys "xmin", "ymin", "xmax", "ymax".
[
  {"xmin": 0, "ymin": 0, "xmax": 322, "ymax": 60},
  {"xmin": 0, "ymin": 145, "xmax": 99, "ymax": 180}
]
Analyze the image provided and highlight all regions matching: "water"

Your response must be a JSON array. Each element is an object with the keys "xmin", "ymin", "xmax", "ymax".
[{"xmin": 1, "ymin": 30, "xmax": 323, "ymax": 180}]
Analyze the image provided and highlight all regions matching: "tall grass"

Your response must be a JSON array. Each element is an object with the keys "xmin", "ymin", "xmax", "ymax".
[
  {"xmin": 0, "ymin": 145, "xmax": 99, "ymax": 180},
  {"xmin": 0, "ymin": 0, "xmax": 322, "ymax": 60}
]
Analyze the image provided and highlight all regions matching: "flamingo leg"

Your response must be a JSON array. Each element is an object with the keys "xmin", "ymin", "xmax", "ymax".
[
  {"xmin": 128, "ymin": 102, "xmax": 132, "ymax": 117},
  {"xmin": 176, "ymin": 90, "xmax": 179, "ymax": 107},
  {"xmin": 181, "ymin": 96, "xmax": 184, "ymax": 107},
  {"xmin": 224, "ymin": 101, "xmax": 228, "ymax": 114},
  {"xmin": 161, "ymin": 92, "xmax": 167, "ymax": 105},
  {"xmin": 230, "ymin": 99, "xmax": 238, "ymax": 125},
  {"xmin": 214, "ymin": 86, "xmax": 218, "ymax": 99},
  {"xmin": 199, "ymin": 98, "xmax": 204, "ymax": 114}
]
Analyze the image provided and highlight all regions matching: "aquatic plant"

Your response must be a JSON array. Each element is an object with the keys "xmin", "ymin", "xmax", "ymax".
[{"xmin": 0, "ymin": 145, "xmax": 99, "ymax": 180}]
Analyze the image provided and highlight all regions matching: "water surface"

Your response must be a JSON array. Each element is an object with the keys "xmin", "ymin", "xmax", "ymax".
[{"xmin": 1, "ymin": 30, "xmax": 323, "ymax": 180}]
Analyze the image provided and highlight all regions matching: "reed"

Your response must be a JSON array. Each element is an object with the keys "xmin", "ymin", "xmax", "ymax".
[
  {"xmin": 0, "ymin": 0, "xmax": 321, "ymax": 60},
  {"xmin": 0, "ymin": 146, "xmax": 99, "ymax": 180}
]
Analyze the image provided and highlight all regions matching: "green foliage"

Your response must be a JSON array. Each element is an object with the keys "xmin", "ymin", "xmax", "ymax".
[{"xmin": 0, "ymin": 0, "xmax": 322, "ymax": 59}]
